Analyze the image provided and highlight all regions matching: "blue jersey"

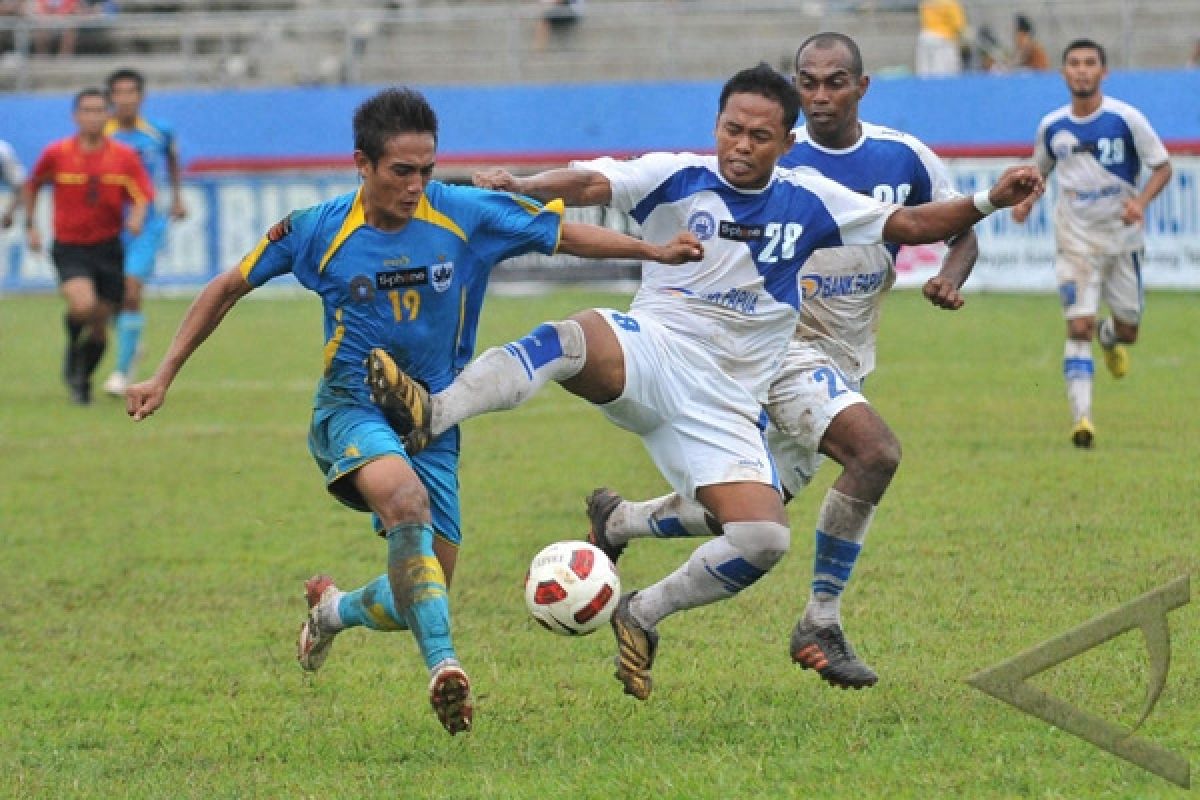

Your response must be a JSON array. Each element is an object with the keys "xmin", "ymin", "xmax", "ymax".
[
  {"xmin": 239, "ymin": 182, "xmax": 563, "ymax": 400},
  {"xmin": 105, "ymin": 116, "xmax": 177, "ymax": 215}
]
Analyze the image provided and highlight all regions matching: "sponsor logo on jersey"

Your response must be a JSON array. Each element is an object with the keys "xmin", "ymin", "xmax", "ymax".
[
  {"xmin": 377, "ymin": 267, "xmax": 428, "ymax": 290},
  {"xmin": 348, "ymin": 274, "xmax": 376, "ymax": 303},
  {"xmin": 687, "ymin": 210, "xmax": 716, "ymax": 240},
  {"xmin": 266, "ymin": 215, "xmax": 292, "ymax": 242},
  {"xmin": 431, "ymin": 261, "xmax": 454, "ymax": 293},
  {"xmin": 701, "ymin": 287, "xmax": 759, "ymax": 314},
  {"xmin": 718, "ymin": 221, "xmax": 765, "ymax": 241},
  {"xmin": 800, "ymin": 270, "xmax": 888, "ymax": 299}
]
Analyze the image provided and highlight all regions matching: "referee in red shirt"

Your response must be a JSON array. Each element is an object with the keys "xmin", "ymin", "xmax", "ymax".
[{"xmin": 23, "ymin": 87, "xmax": 154, "ymax": 404}]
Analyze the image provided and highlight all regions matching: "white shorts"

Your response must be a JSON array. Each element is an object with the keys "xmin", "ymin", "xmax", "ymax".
[
  {"xmin": 765, "ymin": 342, "xmax": 866, "ymax": 497},
  {"xmin": 594, "ymin": 308, "xmax": 777, "ymax": 500},
  {"xmin": 1056, "ymin": 249, "xmax": 1144, "ymax": 324}
]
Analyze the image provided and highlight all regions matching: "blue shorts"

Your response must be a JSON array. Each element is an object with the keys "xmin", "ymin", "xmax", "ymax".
[
  {"xmin": 122, "ymin": 211, "xmax": 168, "ymax": 281},
  {"xmin": 307, "ymin": 398, "xmax": 462, "ymax": 546}
]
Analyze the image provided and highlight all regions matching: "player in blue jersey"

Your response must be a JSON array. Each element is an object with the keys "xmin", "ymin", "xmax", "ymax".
[
  {"xmin": 124, "ymin": 87, "xmax": 704, "ymax": 735},
  {"xmin": 1012, "ymin": 39, "xmax": 1171, "ymax": 448},
  {"xmin": 102, "ymin": 68, "xmax": 188, "ymax": 398},
  {"xmin": 573, "ymin": 32, "xmax": 980, "ymax": 690},
  {"xmin": 384, "ymin": 64, "xmax": 1041, "ymax": 701}
]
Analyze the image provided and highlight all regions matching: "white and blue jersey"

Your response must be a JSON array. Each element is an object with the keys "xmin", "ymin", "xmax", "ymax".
[
  {"xmin": 1033, "ymin": 96, "xmax": 1169, "ymax": 254},
  {"xmin": 779, "ymin": 122, "xmax": 960, "ymax": 381},
  {"xmin": 0, "ymin": 139, "xmax": 25, "ymax": 190},
  {"xmin": 577, "ymin": 153, "xmax": 895, "ymax": 400}
]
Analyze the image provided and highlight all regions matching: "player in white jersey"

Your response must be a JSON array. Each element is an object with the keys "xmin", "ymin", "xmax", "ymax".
[
  {"xmin": 380, "ymin": 64, "xmax": 1040, "ymax": 701},
  {"xmin": 1013, "ymin": 39, "xmax": 1172, "ymax": 448},
  {"xmin": 577, "ymin": 33, "xmax": 980, "ymax": 690},
  {"xmin": 0, "ymin": 139, "xmax": 26, "ymax": 230}
]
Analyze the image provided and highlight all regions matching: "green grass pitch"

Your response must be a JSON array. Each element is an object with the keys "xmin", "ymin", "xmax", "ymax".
[{"xmin": 0, "ymin": 288, "xmax": 1195, "ymax": 798}]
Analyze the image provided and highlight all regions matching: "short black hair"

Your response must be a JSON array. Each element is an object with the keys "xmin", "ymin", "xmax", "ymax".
[
  {"xmin": 718, "ymin": 62, "xmax": 801, "ymax": 131},
  {"xmin": 795, "ymin": 31, "xmax": 864, "ymax": 77},
  {"xmin": 1063, "ymin": 38, "xmax": 1106, "ymax": 66},
  {"xmin": 353, "ymin": 87, "xmax": 439, "ymax": 165},
  {"xmin": 1015, "ymin": 14, "xmax": 1034, "ymax": 34},
  {"xmin": 105, "ymin": 68, "xmax": 145, "ymax": 94},
  {"xmin": 73, "ymin": 87, "xmax": 106, "ymax": 110}
]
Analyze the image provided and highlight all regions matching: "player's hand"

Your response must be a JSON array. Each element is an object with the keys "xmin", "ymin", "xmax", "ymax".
[
  {"xmin": 171, "ymin": 197, "xmax": 188, "ymax": 221},
  {"xmin": 923, "ymin": 275, "xmax": 964, "ymax": 310},
  {"xmin": 126, "ymin": 216, "xmax": 145, "ymax": 237},
  {"xmin": 26, "ymin": 227, "xmax": 42, "ymax": 253},
  {"xmin": 988, "ymin": 165, "xmax": 1044, "ymax": 209},
  {"xmin": 472, "ymin": 168, "xmax": 522, "ymax": 192},
  {"xmin": 126, "ymin": 378, "xmax": 168, "ymax": 421},
  {"xmin": 656, "ymin": 232, "xmax": 704, "ymax": 264},
  {"xmin": 1120, "ymin": 198, "xmax": 1144, "ymax": 226},
  {"xmin": 1010, "ymin": 194, "xmax": 1036, "ymax": 224}
]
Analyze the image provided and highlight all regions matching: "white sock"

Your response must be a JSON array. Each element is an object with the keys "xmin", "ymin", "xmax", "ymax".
[
  {"xmin": 804, "ymin": 489, "xmax": 874, "ymax": 628},
  {"xmin": 609, "ymin": 492, "xmax": 715, "ymax": 546},
  {"xmin": 630, "ymin": 521, "xmax": 789, "ymax": 629},
  {"xmin": 431, "ymin": 320, "xmax": 585, "ymax": 436},
  {"xmin": 1063, "ymin": 338, "xmax": 1093, "ymax": 422},
  {"xmin": 1097, "ymin": 317, "xmax": 1117, "ymax": 349}
]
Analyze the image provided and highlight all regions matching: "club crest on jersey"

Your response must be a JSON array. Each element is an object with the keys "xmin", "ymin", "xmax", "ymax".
[
  {"xmin": 718, "ymin": 221, "xmax": 765, "ymax": 242},
  {"xmin": 377, "ymin": 267, "xmax": 428, "ymax": 290},
  {"xmin": 348, "ymin": 275, "xmax": 376, "ymax": 303},
  {"xmin": 431, "ymin": 261, "xmax": 454, "ymax": 293},
  {"xmin": 687, "ymin": 210, "xmax": 716, "ymax": 241},
  {"xmin": 266, "ymin": 215, "xmax": 292, "ymax": 242}
]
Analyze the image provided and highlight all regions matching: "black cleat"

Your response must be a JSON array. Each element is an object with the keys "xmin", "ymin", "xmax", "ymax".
[
  {"xmin": 586, "ymin": 487, "xmax": 625, "ymax": 564},
  {"xmin": 790, "ymin": 620, "xmax": 878, "ymax": 689}
]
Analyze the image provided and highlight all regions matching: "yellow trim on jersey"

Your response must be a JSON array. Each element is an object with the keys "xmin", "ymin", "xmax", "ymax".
[
  {"xmin": 511, "ymin": 195, "xmax": 542, "ymax": 215},
  {"xmin": 318, "ymin": 188, "xmax": 366, "ymax": 274},
  {"xmin": 55, "ymin": 173, "xmax": 89, "ymax": 184},
  {"xmin": 238, "ymin": 236, "xmax": 271, "ymax": 279},
  {"xmin": 453, "ymin": 286, "xmax": 467, "ymax": 353},
  {"xmin": 413, "ymin": 194, "xmax": 466, "ymax": 241},
  {"xmin": 323, "ymin": 307, "xmax": 346, "ymax": 372},
  {"xmin": 545, "ymin": 197, "xmax": 565, "ymax": 253},
  {"xmin": 102, "ymin": 174, "xmax": 147, "ymax": 204}
]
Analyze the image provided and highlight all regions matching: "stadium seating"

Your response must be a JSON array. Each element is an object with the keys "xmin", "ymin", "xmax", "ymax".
[{"xmin": 0, "ymin": 0, "xmax": 1196, "ymax": 93}]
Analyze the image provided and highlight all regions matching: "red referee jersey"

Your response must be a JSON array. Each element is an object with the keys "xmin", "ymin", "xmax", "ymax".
[{"xmin": 28, "ymin": 136, "xmax": 154, "ymax": 245}]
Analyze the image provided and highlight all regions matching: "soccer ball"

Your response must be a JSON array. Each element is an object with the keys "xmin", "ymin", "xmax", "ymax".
[{"xmin": 524, "ymin": 541, "xmax": 620, "ymax": 636}]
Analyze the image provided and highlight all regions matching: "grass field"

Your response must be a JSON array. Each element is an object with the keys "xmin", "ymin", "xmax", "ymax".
[{"xmin": 1, "ymin": 287, "xmax": 1196, "ymax": 799}]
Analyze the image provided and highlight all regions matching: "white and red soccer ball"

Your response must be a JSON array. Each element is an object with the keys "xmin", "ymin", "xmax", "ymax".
[{"xmin": 524, "ymin": 541, "xmax": 620, "ymax": 636}]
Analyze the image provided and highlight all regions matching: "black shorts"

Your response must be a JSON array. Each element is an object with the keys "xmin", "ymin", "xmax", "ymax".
[{"xmin": 52, "ymin": 238, "xmax": 125, "ymax": 305}]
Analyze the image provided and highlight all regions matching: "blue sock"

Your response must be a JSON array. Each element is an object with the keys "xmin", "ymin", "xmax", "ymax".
[
  {"xmin": 336, "ymin": 574, "xmax": 409, "ymax": 631},
  {"xmin": 115, "ymin": 311, "xmax": 145, "ymax": 375},
  {"xmin": 812, "ymin": 529, "xmax": 862, "ymax": 601},
  {"xmin": 386, "ymin": 522, "xmax": 455, "ymax": 669}
]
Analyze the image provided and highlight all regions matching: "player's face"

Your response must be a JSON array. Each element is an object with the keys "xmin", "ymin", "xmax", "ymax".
[
  {"xmin": 714, "ymin": 92, "xmax": 794, "ymax": 190},
  {"xmin": 74, "ymin": 96, "xmax": 109, "ymax": 138},
  {"xmin": 794, "ymin": 44, "xmax": 868, "ymax": 148},
  {"xmin": 108, "ymin": 79, "xmax": 143, "ymax": 122},
  {"xmin": 1062, "ymin": 48, "xmax": 1106, "ymax": 99},
  {"xmin": 356, "ymin": 131, "xmax": 437, "ymax": 232}
]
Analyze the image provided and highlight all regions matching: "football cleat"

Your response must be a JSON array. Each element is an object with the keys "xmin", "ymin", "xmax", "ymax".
[
  {"xmin": 790, "ymin": 620, "xmax": 878, "ymax": 689},
  {"xmin": 611, "ymin": 592, "xmax": 659, "ymax": 700},
  {"xmin": 103, "ymin": 371, "xmax": 128, "ymax": 398},
  {"xmin": 297, "ymin": 574, "xmax": 341, "ymax": 672},
  {"xmin": 586, "ymin": 488, "xmax": 626, "ymax": 565},
  {"xmin": 1102, "ymin": 343, "xmax": 1129, "ymax": 379},
  {"xmin": 428, "ymin": 659, "xmax": 474, "ymax": 735},
  {"xmin": 365, "ymin": 348, "xmax": 432, "ymax": 454},
  {"xmin": 1071, "ymin": 417, "xmax": 1095, "ymax": 449}
]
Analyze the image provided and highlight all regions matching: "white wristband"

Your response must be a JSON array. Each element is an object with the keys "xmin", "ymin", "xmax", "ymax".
[{"xmin": 972, "ymin": 189, "xmax": 997, "ymax": 216}]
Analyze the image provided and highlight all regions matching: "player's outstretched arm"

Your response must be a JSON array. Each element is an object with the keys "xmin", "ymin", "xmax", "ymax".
[
  {"xmin": 885, "ymin": 165, "xmax": 1044, "ymax": 245},
  {"xmin": 474, "ymin": 167, "xmax": 613, "ymax": 207},
  {"xmin": 923, "ymin": 228, "xmax": 979, "ymax": 310},
  {"xmin": 126, "ymin": 267, "xmax": 253, "ymax": 421},
  {"xmin": 558, "ymin": 222, "xmax": 703, "ymax": 265}
]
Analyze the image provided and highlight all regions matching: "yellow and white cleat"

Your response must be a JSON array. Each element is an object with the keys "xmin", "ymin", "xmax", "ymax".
[
  {"xmin": 1102, "ymin": 343, "xmax": 1129, "ymax": 379},
  {"xmin": 1071, "ymin": 417, "xmax": 1095, "ymax": 449}
]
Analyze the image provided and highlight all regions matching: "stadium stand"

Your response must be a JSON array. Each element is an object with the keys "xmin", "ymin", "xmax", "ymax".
[{"xmin": 0, "ymin": 0, "xmax": 1196, "ymax": 92}]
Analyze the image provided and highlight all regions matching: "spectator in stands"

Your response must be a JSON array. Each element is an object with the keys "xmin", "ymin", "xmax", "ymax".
[
  {"xmin": 0, "ymin": 138, "xmax": 25, "ymax": 230},
  {"xmin": 533, "ymin": 0, "xmax": 584, "ymax": 52},
  {"xmin": 1011, "ymin": 14, "xmax": 1049, "ymax": 71},
  {"xmin": 915, "ymin": 0, "xmax": 966, "ymax": 76},
  {"xmin": 973, "ymin": 23, "xmax": 1005, "ymax": 73},
  {"xmin": 31, "ymin": 0, "xmax": 85, "ymax": 58}
]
